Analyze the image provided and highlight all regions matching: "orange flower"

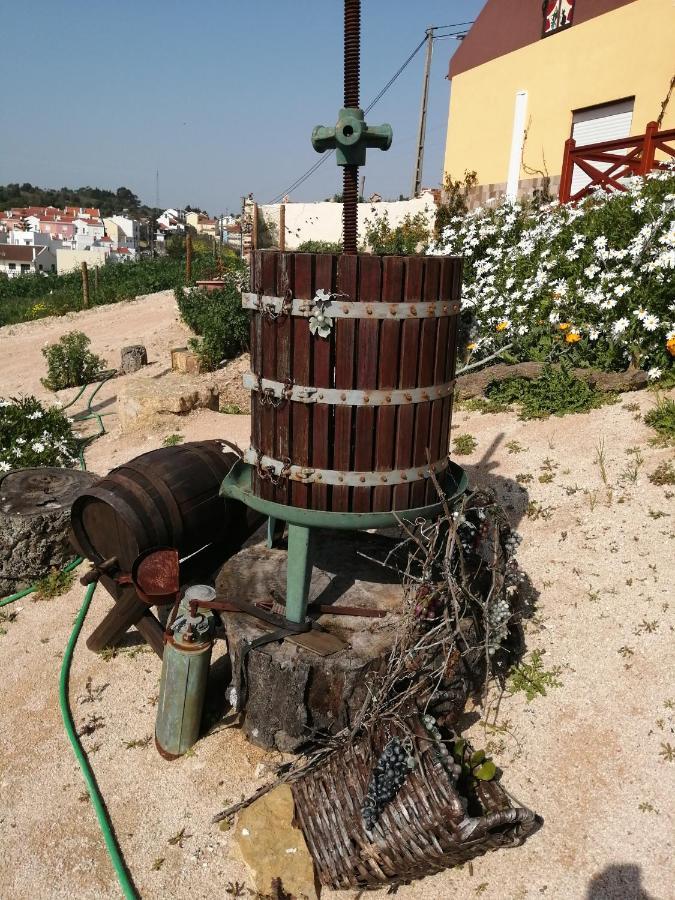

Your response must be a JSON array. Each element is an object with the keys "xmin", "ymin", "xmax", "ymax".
[
  {"xmin": 667, "ymin": 336, "xmax": 675, "ymax": 357},
  {"xmin": 495, "ymin": 321, "xmax": 509, "ymax": 332},
  {"xmin": 565, "ymin": 331, "xmax": 581, "ymax": 343},
  {"xmin": 558, "ymin": 322, "xmax": 571, "ymax": 331}
]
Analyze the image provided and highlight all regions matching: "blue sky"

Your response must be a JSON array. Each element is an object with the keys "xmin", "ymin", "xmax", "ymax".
[{"xmin": 1, "ymin": 1, "xmax": 485, "ymax": 213}]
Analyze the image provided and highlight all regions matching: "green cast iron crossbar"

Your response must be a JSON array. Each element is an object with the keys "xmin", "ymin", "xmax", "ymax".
[{"xmin": 220, "ymin": 460, "xmax": 468, "ymax": 624}]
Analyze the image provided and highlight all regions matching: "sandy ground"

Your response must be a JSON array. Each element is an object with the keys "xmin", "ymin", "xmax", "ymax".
[{"xmin": 1, "ymin": 297, "xmax": 674, "ymax": 900}]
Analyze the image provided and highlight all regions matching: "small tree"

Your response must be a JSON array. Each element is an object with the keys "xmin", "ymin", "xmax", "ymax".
[
  {"xmin": 435, "ymin": 170, "xmax": 478, "ymax": 237},
  {"xmin": 363, "ymin": 211, "xmax": 431, "ymax": 255},
  {"xmin": 41, "ymin": 331, "xmax": 107, "ymax": 391}
]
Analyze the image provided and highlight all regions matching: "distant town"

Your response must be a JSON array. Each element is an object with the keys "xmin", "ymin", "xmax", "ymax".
[{"xmin": 0, "ymin": 201, "xmax": 241, "ymax": 278}]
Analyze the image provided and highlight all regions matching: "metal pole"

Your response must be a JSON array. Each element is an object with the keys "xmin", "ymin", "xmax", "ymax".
[
  {"xmin": 81, "ymin": 261, "xmax": 89, "ymax": 308},
  {"xmin": 412, "ymin": 27, "xmax": 434, "ymax": 198},
  {"xmin": 252, "ymin": 202, "xmax": 259, "ymax": 251},
  {"xmin": 342, "ymin": 0, "xmax": 360, "ymax": 254}
]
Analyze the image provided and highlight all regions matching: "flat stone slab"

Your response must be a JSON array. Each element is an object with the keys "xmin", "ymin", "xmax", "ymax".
[{"xmin": 116, "ymin": 373, "xmax": 219, "ymax": 432}]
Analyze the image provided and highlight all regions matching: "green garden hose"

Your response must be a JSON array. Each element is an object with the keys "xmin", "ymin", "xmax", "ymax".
[{"xmin": 59, "ymin": 581, "xmax": 138, "ymax": 899}]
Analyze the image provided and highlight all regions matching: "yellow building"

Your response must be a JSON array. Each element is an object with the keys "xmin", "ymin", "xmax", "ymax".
[{"xmin": 443, "ymin": 0, "xmax": 675, "ymax": 205}]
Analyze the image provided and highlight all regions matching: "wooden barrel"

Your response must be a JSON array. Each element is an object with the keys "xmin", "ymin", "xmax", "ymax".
[
  {"xmin": 245, "ymin": 251, "xmax": 462, "ymax": 513},
  {"xmin": 70, "ymin": 440, "xmax": 244, "ymax": 572}
]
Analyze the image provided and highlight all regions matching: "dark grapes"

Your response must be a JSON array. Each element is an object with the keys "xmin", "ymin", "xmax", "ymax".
[{"xmin": 361, "ymin": 738, "xmax": 414, "ymax": 833}]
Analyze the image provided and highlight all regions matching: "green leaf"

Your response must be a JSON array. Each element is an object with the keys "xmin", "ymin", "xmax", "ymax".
[
  {"xmin": 470, "ymin": 749, "xmax": 486, "ymax": 767},
  {"xmin": 473, "ymin": 760, "xmax": 497, "ymax": 781}
]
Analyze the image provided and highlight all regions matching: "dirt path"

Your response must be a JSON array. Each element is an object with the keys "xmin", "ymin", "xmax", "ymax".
[{"xmin": 0, "ymin": 298, "xmax": 673, "ymax": 899}]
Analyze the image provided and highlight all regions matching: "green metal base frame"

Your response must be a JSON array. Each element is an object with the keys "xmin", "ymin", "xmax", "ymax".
[{"xmin": 220, "ymin": 460, "xmax": 468, "ymax": 625}]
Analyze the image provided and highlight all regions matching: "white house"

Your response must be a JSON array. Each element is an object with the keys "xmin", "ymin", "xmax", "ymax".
[
  {"xmin": 157, "ymin": 208, "xmax": 185, "ymax": 232},
  {"xmin": 0, "ymin": 243, "xmax": 56, "ymax": 277},
  {"xmin": 103, "ymin": 215, "xmax": 140, "ymax": 248}
]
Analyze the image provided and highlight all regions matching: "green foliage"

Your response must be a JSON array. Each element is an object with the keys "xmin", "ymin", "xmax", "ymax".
[
  {"xmin": 487, "ymin": 364, "xmax": 613, "ymax": 419},
  {"xmin": 644, "ymin": 396, "xmax": 675, "ymax": 443},
  {"xmin": 34, "ymin": 567, "xmax": 75, "ymax": 601},
  {"xmin": 221, "ymin": 402, "xmax": 246, "ymax": 415},
  {"xmin": 434, "ymin": 170, "xmax": 478, "ymax": 237},
  {"xmin": 41, "ymin": 331, "xmax": 107, "ymax": 391},
  {"xmin": 0, "ymin": 182, "xmax": 154, "ymax": 218},
  {"xmin": 176, "ymin": 262, "xmax": 249, "ymax": 371},
  {"xmin": 508, "ymin": 649, "xmax": 562, "ymax": 701},
  {"xmin": 0, "ymin": 396, "xmax": 78, "ymax": 470},
  {"xmin": 296, "ymin": 240, "xmax": 342, "ymax": 254},
  {"xmin": 162, "ymin": 433, "xmax": 183, "ymax": 447},
  {"xmin": 452, "ymin": 433, "xmax": 478, "ymax": 455},
  {"xmin": 0, "ymin": 254, "xmax": 216, "ymax": 327},
  {"xmin": 649, "ymin": 460, "xmax": 675, "ymax": 485},
  {"xmin": 363, "ymin": 211, "xmax": 431, "ymax": 255},
  {"xmin": 432, "ymin": 168, "xmax": 675, "ymax": 375}
]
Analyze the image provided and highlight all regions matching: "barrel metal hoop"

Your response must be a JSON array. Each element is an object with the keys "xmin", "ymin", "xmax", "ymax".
[
  {"xmin": 243, "ymin": 449, "xmax": 450, "ymax": 487},
  {"xmin": 242, "ymin": 292, "xmax": 460, "ymax": 319},
  {"xmin": 243, "ymin": 372, "xmax": 455, "ymax": 406}
]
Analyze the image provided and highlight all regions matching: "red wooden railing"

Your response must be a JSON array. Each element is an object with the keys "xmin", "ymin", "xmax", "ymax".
[{"xmin": 559, "ymin": 121, "xmax": 675, "ymax": 203}]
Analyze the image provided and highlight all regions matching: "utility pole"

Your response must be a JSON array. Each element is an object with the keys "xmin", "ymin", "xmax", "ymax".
[{"xmin": 411, "ymin": 26, "xmax": 434, "ymax": 199}]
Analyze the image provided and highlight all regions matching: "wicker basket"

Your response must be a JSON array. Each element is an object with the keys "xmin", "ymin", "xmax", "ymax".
[{"xmin": 291, "ymin": 718, "xmax": 537, "ymax": 890}]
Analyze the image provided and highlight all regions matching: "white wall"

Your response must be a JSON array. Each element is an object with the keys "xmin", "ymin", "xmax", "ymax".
[
  {"xmin": 56, "ymin": 248, "xmax": 108, "ymax": 275},
  {"xmin": 257, "ymin": 192, "xmax": 437, "ymax": 250}
]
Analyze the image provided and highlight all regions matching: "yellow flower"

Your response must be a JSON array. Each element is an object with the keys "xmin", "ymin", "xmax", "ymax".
[
  {"xmin": 495, "ymin": 321, "xmax": 509, "ymax": 332},
  {"xmin": 565, "ymin": 331, "xmax": 581, "ymax": 343},
  {"xmin": 467, "ymin": 342, "xmax": 477, "ymax": 350},
  {"xmin": 558, "ymin": 322, "xmax": 571, "ymax": 331},
  {"xmin": 667, "ymin": 336, "xmax": 675, "ymax": 357}
]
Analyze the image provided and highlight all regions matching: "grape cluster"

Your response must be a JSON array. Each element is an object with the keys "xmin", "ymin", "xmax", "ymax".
[
  {"xmin": 503, "ymin": 528, "xmax": 522, "ymax": 559},
  {"xmin": 422, "ymin": 715, "xmax": 463, "ymax": 784},
  {"xmin": 487, "ymin": 594, "xmax": 512, "ymax": 655},
  {"xmin": 361, "ymin": 738, "xmax": 414, "ymax": 833}
]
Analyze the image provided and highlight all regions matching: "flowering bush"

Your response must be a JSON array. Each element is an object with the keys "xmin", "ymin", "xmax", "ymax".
[
  {"xmin": 0, "ymin": 396, "xmax": 78, "ymax": 472},
  {"xmin": 430, "ymin": 167, "xmax": 675, "ymax": 378},
  {"xmin": 42, "ymin": 331, "xmax": 107, "ymax": 391}
]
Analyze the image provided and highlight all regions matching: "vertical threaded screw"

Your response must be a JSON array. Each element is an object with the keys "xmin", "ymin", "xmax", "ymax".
[{"xmin": 343, "ymin": 0, "xmax": 361, "ymax": 254}]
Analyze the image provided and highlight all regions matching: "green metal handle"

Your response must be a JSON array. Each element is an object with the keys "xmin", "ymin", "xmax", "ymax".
[{"xmin": 312, "ymin": 108, "xmax": 392, "ymax": 166}]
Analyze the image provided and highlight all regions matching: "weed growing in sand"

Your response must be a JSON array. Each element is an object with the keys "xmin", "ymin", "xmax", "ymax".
[
  {"xmin": 452, "ymin": 433, "xmax": 478, "ymax": 455},
  {"xmin": 221, "ymin": 402, "xmax": 246, "ymax": 415},
  {"xmin": 659, "ymin": 743, "xmax": 675, "ymax": 762},
  {"xmin": 618, "ymin": 646, "xmax": 635, "ymax": 658},
  {"xmin": 124, "ymin": 736, "xmax": 152, "ymax": 749},
  {"xmin": 486, "ymin": 364, "xmax": 614, "ymax": 420},
  {"xmin": 163, "ymin": 433, "xmax": 183, "ymax": 447},
  {"xmin": 455, "ymin": 396, "xmax": 509, "ymax": 414},
  {"xmin": 645, "ymin": 396, "xmax": 675, "ymax": 444},
  {"xmin": 635, "ymin": 619, "xmax": 660, "ymax": 635},
  {"xmin": 168, "ymin": 826, "xmax": 190, "ymax": 847},
  {"xmin": 505, "ymin": 440, "xmax": 526, "ymax": 454},
  {"xmin": 594, "ymin": 440, "xmax": 609, "ymax": 485},
  {"xmin": 33, "ymin": 567, "xmax": 74, "ymax": 601},
  {"xmin": 508, "ymin": 650, "xmax": 562, "ymax": 702},
  {"xmin": 526, "ymin": 500, "xmax": 554, "ymax": 520},
  {"xmin": 648, "ymin": 508, "xmax": 669, "ymax": 519},
  {"xmin": 638, "ymin": 801, "xmax": 659, "ymax": 813},
  {"xmin": 0, "ymin": 609, "xmax": 18, "ymax": 635},
  {"xmin": 623, "ymin": 402, "xmax": 641, "ymax": 412},
  {"xmin": 649, "ymin": 461, "xmax": 675, "ymax": 486},
  {"xmin": 619, "ymin": 449, "xmax": 644, "ymax": 486},
  {"xmin": 152, "ymin": 858, "xmax": 165, "ymax": 871},
  {"xmin": 516, "ymin": 473, "xmax": 533, "ymax": 484}
]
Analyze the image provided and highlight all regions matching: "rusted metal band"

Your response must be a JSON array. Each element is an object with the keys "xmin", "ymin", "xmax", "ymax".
[
  {"xmin": 242, "ymin": 292, "xmax": 460, "ymax": 319},
  {"xmin": 243, "ymin": 449, "xmax": 449, "ymax": 486},
  {"xmin": 243, "ymin": 372, "xmax": 455, "ymax": 406}
]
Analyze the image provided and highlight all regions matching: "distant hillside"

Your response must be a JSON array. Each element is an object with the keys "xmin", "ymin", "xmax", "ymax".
[{"xmin": 0, "ymin": 183, "xmax": 160, "ymax": 219}]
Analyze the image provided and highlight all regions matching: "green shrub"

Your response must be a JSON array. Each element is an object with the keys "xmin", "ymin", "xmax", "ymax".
[
  {"xmin": 452, "ymin": 433, "xmax": 478, "ymax": 455},
  {"xmin": 42, "ymin": 331, "xmax": 107, "ymax": 391},
  {"xmin": 0, "ymin": 396, "xmax": 78, "ymax": 471},
  {"xmin": 0, "ymin": 253, "xmax": 217, "ymax": 327},
  {"xmin": 176, "ymin": 263, "xmax": 249, "ymax": 371},
  {"xmin": 363, "ymin": 210, "xmax": 431, "ymax": 255},
  {"xmin": 296, "ymin": 240, "xmax": 342, "ymax": 253},
  {"xmin": 644, "ymin": 396, "xmax": 675, "ymax": 443},
  {"xmin": 487, "ymin": 364, "xmax": 613, "ymax": 419}
]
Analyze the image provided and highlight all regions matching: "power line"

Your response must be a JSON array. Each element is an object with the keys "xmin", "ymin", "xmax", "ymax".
[
  {"xmin": 267, "ymin": 21, "xmax": 474, "ymax": 204},
  {"xmin": 268, "ymin": 34, "xmax": 427, "ymax": 203}
]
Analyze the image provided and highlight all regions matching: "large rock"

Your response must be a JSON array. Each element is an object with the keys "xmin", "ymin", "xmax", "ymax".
[
  {"xmin": 0, "ymin": 467, "xmax": 98, "ymax": 595},
  {"xmin": 116, "ymin": 373, "xmax": 219, "ymax": 432}
]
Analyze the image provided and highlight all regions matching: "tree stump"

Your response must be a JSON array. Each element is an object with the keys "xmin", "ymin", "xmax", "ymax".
[
  {"xmin": 217, "ymin": 530, "xmax": 474, "ymax": 752},
  {"xmin": 0, "ymin": 468, "xmax": 98, "ymax": 595},
  {"xmin": 120, "ymin": 344, "xmax": 148, "ymax": 374}
]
